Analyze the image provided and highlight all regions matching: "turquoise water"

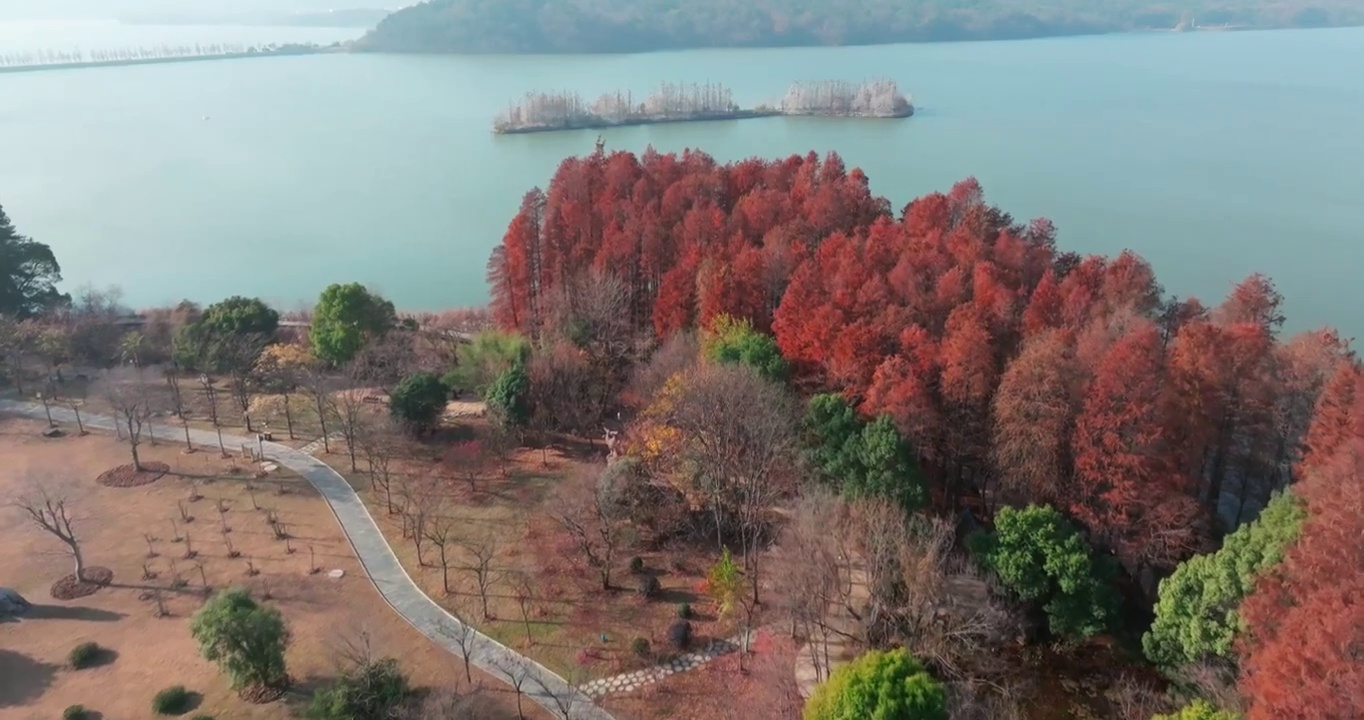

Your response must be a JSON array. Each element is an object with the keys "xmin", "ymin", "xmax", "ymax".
[{"xmin": 0, "ymin": 25, "xmax": 1360, "ymax": 339}]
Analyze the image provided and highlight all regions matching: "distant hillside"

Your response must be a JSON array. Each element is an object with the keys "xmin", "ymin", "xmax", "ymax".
[{"xmin": 355, "ymin": 0, "xmax": 1364, "ymax": 54}]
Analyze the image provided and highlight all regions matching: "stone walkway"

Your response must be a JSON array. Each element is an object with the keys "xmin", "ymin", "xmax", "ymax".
[
  {"xmin": 580, "ymin": 632, "xmax": 747, "ymax": 697},
  {"xmin": 0, "ymin": 400, "xmax": 613, "ymax": 720}
]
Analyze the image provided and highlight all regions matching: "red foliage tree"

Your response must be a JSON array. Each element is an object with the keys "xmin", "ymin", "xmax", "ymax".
[
  {"xmin": 1071, "ymin": 323, "xmax": 1202, "ymax": 569},
  {"xmin": 1301, "ymin": 364, "xmax": 1359, "ymax": 474},
  {"xmin": 1239, "ymin": 441, "xmax": 1364, "ymax": 720},
  {"xmin": 489, "ymin": 148, "xmax": 1352, "ymax": 584},
  {"xmin": 991, "ymin": 329, "xmax": 1081, "ymax": 507}
]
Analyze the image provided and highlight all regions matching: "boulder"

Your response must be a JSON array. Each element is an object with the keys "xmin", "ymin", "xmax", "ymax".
[{"xmin": 0, "ymin": 587, "xmax": 31, "ymax": 618}]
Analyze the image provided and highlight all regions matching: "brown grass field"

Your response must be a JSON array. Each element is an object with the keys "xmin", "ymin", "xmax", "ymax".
[{"xmin": 0, "ymin": 415, "xmax": 537, "ymax": 720}]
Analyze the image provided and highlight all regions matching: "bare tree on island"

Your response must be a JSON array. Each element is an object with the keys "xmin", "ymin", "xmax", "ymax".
[
  {"xmin": 495, "ymin": 81, "xmax": 743, "ymax": 132},
  {"xmin": 14, "ymin": 485, "xmax": 89, "ymax": 583},
  {"xmin": 779, "ymin": 78, "xmax": 913, "ymax": 117}
]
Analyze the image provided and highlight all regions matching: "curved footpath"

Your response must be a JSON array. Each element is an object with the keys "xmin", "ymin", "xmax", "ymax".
[{"xmin": 0, "ymin": 400, "xmax": 613, "ymax": 720}]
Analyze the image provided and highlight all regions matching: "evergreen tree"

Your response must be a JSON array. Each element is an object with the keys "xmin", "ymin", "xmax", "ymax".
[{"xmin": 0, "ymin": 203, "xmax": 68, "ymax": 317}]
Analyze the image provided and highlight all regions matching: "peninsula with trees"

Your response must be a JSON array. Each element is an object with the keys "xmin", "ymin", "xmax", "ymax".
[
  {"xmin": 357, "ymin": 0, "xmax": 1364, "ymax": 54},
  {"xmin": 493, "ymin": 80, "xmax": 913, "ymax": 134},
  {"xmin": 3, "ymin": 143, "xmax": 1361, "ymax": 720}
]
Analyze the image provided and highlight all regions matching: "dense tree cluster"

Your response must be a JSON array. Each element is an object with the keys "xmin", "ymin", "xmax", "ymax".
[
  {"xmin": 1142, "ymin": 491, "xmax": 1304, "ymax": 668},
  {"xmin": 1236, "ymin": 366, "xmax": 1364, "ymax": 720},
  {"xmin": 489, "ymin": 147, "xmax": 1360, "ymax": 718},
  {"xmin": 359, "ymin": 0, "xmax": 1364, "ymax": 54},
  {"xmin": 489, "ymin": 146, "xmax": 1352, "ymax": 577}
]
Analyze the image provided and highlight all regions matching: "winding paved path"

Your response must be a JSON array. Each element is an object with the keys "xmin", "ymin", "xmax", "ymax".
[{"xmin": 0, "ymin": 400, "xmax": 613, "ymax": 720}]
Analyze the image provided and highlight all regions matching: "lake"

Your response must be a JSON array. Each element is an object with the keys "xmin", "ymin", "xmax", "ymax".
[{"xmin": 1, "ymin": 23, "xmax": 1361, "ymax": 340}]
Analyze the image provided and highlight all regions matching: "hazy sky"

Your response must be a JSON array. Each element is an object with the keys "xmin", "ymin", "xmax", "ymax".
[{"xmin": 0, "ymin": 1, "xmax": 389, "ymax": 20}]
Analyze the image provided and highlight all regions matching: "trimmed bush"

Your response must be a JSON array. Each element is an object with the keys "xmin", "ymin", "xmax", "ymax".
[
  {"xmin": 191, "ymin": 716, "xmax": 215, "ymax": 720},
  {"xmin": 152, "ymin": 685, "xmax": 193, "ymax": 715},
  {"xmin": 389, "ymin": 372, "xmax": 450, "ymax": 434},
  {"xmin": 676, "ymin": 602, "xmax": 692, "ymax": 619},
  {"xmin": 68, "ymin": 641, "xmax": 100, "ymax": 670},
  {"xmin": 628, "ymin": 556, "xmax": 645, "ymax": 574},
  {"xmin": 631, "ymin": 637, "xmax": 650, "ymax": 658},
  {"xmin": 62, "ymin": 705, "xmax": 87, "ymax": 720},
  {"xmin": 637, "ymin": 575, "xmax": 661, "ymax": 599},
  {"xmin": 804, "ymin": 648, "xmax": 947, "ymax": 720},
  {"xmin": 668, "ymin": 619, "xmax": 692, "ymax": 650}
]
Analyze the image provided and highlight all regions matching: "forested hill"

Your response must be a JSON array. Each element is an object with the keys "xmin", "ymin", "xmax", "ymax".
[{"xmin": 355, "ymin": 0, "xmax": 1363, "ymax": 54}]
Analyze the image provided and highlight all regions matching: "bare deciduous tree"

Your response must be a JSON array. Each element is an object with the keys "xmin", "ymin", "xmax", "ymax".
[
  {"xmin": 510, "ymin": 572, "xmax": 537, "ymax": 646},
  {"xmin": 163, "ymin": 366, "xmax": 194, "ymax": 451},
  {"xmin": 199, "ymin": 373, "xmax": 227, "ymax": 456},
  {"xmin": 459, "ymin": 533, "xmax": 502, "ymax": 620},
  {"xmin": 495, "ymin": 657, "xmax": 532, "ymax": 720},
  {"xmin": 303, "ymin": 361, "xmax": 335, "ymax": 453},
  {"xmin": 425, "ymin": 509, "xmax": 458, "ymax": 595},
  {"xmin": 99, "ymin": 366, "xmax": 157, "ymax": 470},
  {"xmin": 652, "ymin": 363, "xmax": 799, "ymax": 603},
  {"xmin": 15, "ymin": 486, "xmax": 87, "ymax": 581},
  {"xmin": 396, "ymin": 684, "xmax": 500, "ymax": 720},
  {"xmin": 399, "ymin": 473, "xmax": 439, "ymax": 567},
  {"xmin": 358, "ymin": 416, "xmax": 402, "ymax": 513},
  {"xmin": 334, "ymin": 360, "xmax": 373, "ymax": 472},
  {"xmin": 530, "ymin": 668, "xmax": 590, "ymax": 720},
  {"xmin": 772, "ymin": 488, "xmax": 855, "ymax": 683},
  {"xmin": 435, "ymin": 610, "xmax": 483, "ymax": 685},
  {"xmin": 552, "ymin": 466, "xmax": 630, "ymax": 591}
]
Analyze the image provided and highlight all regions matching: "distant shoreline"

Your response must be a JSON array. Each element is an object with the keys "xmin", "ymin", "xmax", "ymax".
[{"xmin": 0, "ymin": 46, "xmax": 334, "ymax": 75}]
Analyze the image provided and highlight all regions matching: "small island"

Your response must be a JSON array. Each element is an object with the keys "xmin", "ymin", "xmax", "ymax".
[{"xmin": 492, "ymin": 79, "xmax": 913, "ymax": 135}]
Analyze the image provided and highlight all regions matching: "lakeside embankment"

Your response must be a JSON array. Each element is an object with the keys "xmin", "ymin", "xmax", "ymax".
[
  {"xmin": 0, "ymin": 45, "xmax": 335, "ymax": 75},
  {"xmin": 494, "ymin": 79, "xmax": 913, "ymax": 135}
]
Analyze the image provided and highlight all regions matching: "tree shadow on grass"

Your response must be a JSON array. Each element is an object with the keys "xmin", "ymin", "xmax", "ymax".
[
  {"xmin": 0, "ymin": 649, "xmax": 59, "ymax": 708},
  {"xmin": 19, "ymin": 604, "xmax": 125, "ymax": 622},
  {"xmin": 280, "ymin": 674, "xmax": 331, "ymax": 716}
]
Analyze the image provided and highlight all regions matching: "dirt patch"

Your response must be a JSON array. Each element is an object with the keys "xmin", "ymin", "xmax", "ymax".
[
  {"xmin": 0, "ymin": 414, "xmax": 538, "ymax": 720},
  {"xmin": 50, "ymin": 566, "xmax": 114, "ymax": 600},
  {"xmin": 97, "ymin": 461, "xmax": 170, "ymax": 487}
]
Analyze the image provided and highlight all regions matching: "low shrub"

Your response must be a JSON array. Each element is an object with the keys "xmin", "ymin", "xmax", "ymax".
[
  {"xmin": 62, "ymin": 705, "xmax": 86, "ymax": 720},
  {"xmin": 152, "ymin": 685, "xmax": 193, "ymax": 715},
  {"xmin": 628, "ymin": 556, "xmax": 645, "ymax": 574},
  {"xmin": 191, "ymin": 716, "xmax": 216, "ymax": 720},
  {"xmin": 668, "ymin": 619, "xmax": 692, "ymax": 650},
  {"xmin": 307, "ymin": 658, "xmax": 410, "ymax": 720},
  {"xmin": 68, "ymin": 642, "xmax": 100, "ymax": 670},
  {"xmin": 637, "ymin": 575, "xmax": 661, "ymax": 599},
  {"xmin": 631, "ymin": 637, "xmax": 650, "ymax": 658},
  {"xmin": 676, "ymin": 602, "xmax": 692, "ymax": 619}
]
